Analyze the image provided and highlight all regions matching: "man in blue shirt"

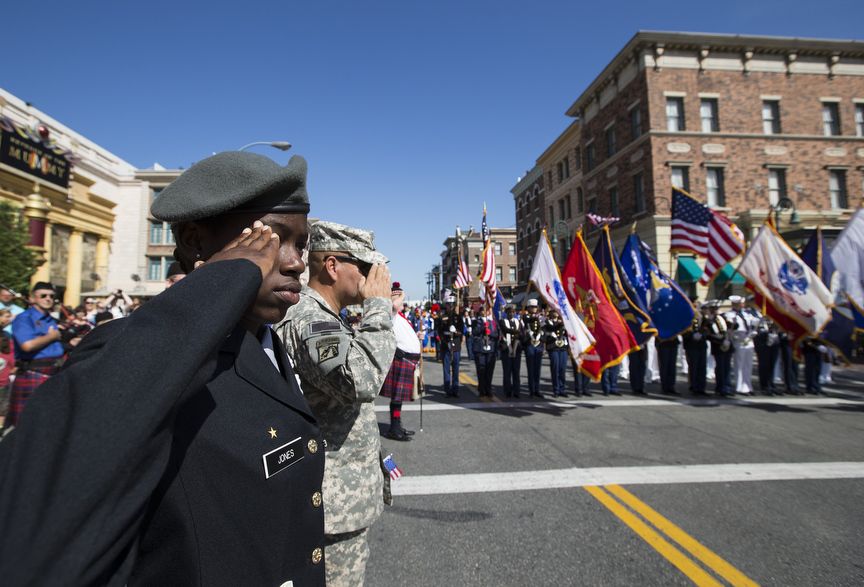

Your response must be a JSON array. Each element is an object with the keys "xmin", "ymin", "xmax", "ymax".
[{"xmin": 6, "ymin": 282, "xmax": 65, "ymax": 428}]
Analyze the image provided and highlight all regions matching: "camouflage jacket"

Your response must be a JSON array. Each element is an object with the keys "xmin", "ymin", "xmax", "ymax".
[{"xmin": 276, "ymin": 287, "xmax": 396, "ymax": 534}]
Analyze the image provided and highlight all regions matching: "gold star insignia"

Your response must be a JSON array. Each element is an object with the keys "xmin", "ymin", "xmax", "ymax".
[{"xmin": 268, "ymin": 427, "xmax": 278, "ymax": 439}]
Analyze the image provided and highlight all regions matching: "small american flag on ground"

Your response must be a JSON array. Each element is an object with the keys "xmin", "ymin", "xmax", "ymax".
[
  {"xmin": 383, "ymin": 454, "xmax": 403, "ymax": 480},
  {"xmin": 670, "ymin": 187, "xmax": 745, "ymax": 285}
]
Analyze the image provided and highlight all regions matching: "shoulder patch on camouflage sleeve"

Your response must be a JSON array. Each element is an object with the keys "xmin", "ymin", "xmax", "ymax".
[
  {"xmin": 316, "ymin": 336, "xmax": 341, "ymax": 363},
  {"xmin": 308, "ymin": 321, "xmax": 342, "ymax": 336}
]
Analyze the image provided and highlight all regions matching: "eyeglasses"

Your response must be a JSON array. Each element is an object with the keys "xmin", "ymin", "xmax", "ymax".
[
  {"xmin": 35, "ymin": 293, "xmax": 56, "ymax": 299},
  {"xmin": 332, "ymin": 255, "xmax": 372, "ymax": 276}
]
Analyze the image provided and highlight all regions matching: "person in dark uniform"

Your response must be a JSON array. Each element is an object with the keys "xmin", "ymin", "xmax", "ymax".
[
  {"xmin": 437, "ymin": 297, "xmax": 464, "ymax": 397},
  {"xmin": 0, "ymin": 151, "xmax": 326, "ymax": 586},
  {"xmin": 627, "ymin": 344, "xmax": 648, "ymax": 395},
  {"xmin": 705, "ymin": 300, "xmax": 733, "ymax": 397},
  {"xmin": 777, "ymin": 330, "xmax": 801, "ymax": 395},
  {"xmin": 682, "ymin": 304, "xmax": 709, "ymax": 395},
  {"xmin": 472, "ymin": 305, "xmax": 499, "ymax": 397},
  {"xmin": 801, "ymin": 337, "xmax": 826, "ymax": 395},
  {"xmin": 655, "ymin": 335, "xmax": 680, "ymax": 395},
  {"xmin": 753, "ymin": 317, "xmax": 781, "ymax": 395},
  {"xmin": 544, "ymin": 310, "xmax": 568, "ymax": 397},
  {"xmin": 498, "ymin": 304, "xmax": 523, "ymax": 398},
  {"xmin": 523, "ymin": 300, "xmax": 545, "ymax": 397}
]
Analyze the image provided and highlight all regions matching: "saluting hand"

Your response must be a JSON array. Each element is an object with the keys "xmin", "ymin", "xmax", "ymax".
[
  {"xmin": 195, "ymin": 220, "xmax": 280, "ymax": 279},
  {"xmin": 359, "ymin": 262, "xmax": 391, "ymax": 301}
]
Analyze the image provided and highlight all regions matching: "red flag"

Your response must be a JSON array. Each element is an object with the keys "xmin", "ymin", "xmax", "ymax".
[{"xmin": 561, "ymin": 230, "xmax": 637, "ymax": 381}]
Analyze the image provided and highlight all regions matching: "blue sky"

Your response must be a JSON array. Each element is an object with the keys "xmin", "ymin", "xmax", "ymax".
[{"xmin": 3, "ymin": 0, "xmax": 862, "ymax": 298}]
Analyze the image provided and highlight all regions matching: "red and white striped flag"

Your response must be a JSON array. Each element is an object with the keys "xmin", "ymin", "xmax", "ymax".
[
  {"xmin": 670, "ymin": 187, "xmax": 745, "ymax": 285},
  {"xmin": 478, "ymin": 204, "xmax": 497, "ymax": 299}
]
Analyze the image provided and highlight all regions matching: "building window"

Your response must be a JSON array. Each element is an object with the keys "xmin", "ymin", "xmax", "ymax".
[
  {"xmin": 508, "ymin": 266, "xmax": 516, "ymax": 282},
  {"xmin": 574, "ymin": 147, "xmax": 582, "ymax": 170},
  {"xmin": 856, "ymin": 104, "xmax": 864, "ymax": 137},
  {"xmin": 700, "ymin": 98, "xmax": 719, "ymax": 132},
  {"xmin": 508, "ymin": 242, "xmax": 515, "ymax": 255},
  {"xmin": 666, "ymin": 97, "xmax": 685, "ymax": 131},
  {"xmin": 630, "ymin": 107, "xmax": 642, "ymax": 139},
  {"xmin": 671, "ymin": 166, "xmax": 690, "ymax": 192},
  {"xmin": 706, "ymin": 167, "xmax": 726, "ymax": 207},
  {"xmin": 150, "ymin": 187, "xmax": 163, "ymax": 204},
  {"xmin": 549, "ymin": 206, "xmax": 554, "ymax": 226},
  {"xmin": 495, "ymin": 267, "xmax": 503, "ymax": 282},
  {"xmin": 587, "ymin": 196, "xmax": 597, "ymax": 214},
  {"xmin": 556, "ymin": 161, "xmax": 564, "ymax": 183},
  {"xmin": 633, "ymin": 172, "xmax": 646, "ymax": 214},
  {"xmin": 558, "ymin": 199, "xmax": 566, "ymax": 221},
  {"xmin": 494, "ymin": 242, "xmax": 502, "ymax": 255},
  {"xmin": 147, "ymin": 256, "xmax": 173, "ymax": 281},
  {"xmin": 576, "ymin": 188, "xmax": 584, "ymax": 213},
  {"xmin": 563, "ymin": 157, "xmax": 570, "ymax": 179},
  {"xmin": 822, "ymin": 102, "xmax": 841, "ymax": 136},
  {"xmin": 829, "ymin": 170, "xmax": 848, "ymax": 209},
  {"xmin": 610, "ymin": 187, "xmax": 620, "ymax": 217},
  {"xmin": 565, "ymin": 195, "xmax": 572, "ymax": 219},
  {"xmin": 586, "ymin": 143, "xmax": 596, "ymax": 171},
  {"xmin": 474, "ymin": 254, "xmax": 480, "ymax": 263},
  {"xmin": 767, "ymin": 169, "xmax": 787, "ymax": 206},
  {"xmin": 149, "ymin": 220, "xmax": 175, "ymax": 245},
  {"xmin": 605, "ymin": 126, "xmax": 617, "ymax": 157},
  {"xmin": 762, "ymin": 100, "xmax": 781, "ymax": 134}
]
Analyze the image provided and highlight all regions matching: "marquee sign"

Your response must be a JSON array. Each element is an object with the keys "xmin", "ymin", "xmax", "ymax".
[{"xmin": 0, "ymin": 116, "xmax": 73, "ymax": 188}]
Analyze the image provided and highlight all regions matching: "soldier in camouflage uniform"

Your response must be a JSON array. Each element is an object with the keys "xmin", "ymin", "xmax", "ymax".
[{"xmin": 276, "ymin": 221, "xmax": 396, "ymax": 587}]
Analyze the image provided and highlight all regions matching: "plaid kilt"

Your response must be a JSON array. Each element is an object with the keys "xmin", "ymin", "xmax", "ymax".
[
  {"xmin": 7, "ymin": 365, "xmax": 59, "ymax": 428},
  {"xmin": 380, "ymin": 356, "xmax": 417, "ymax": 402}
]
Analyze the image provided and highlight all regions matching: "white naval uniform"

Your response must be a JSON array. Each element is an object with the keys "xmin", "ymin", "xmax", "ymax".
[{"xmin": 726, "ymin": 309, "xmax": 758, "ymax": 394}]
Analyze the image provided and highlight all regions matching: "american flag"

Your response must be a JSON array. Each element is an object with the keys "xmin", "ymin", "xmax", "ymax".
[
  {"xmin": 454, "ymin": 238, "xmax": 472, "ymax": 289},
  {"xmin": 383, "ymin": 454, "xmax": 402, "ymax": 480},
  {"xmin": 670, "ymin": 187, "xmax": 745, "ymax": 285},
  {"xmin": 478, "ymin": 204, "xmax": 497, "ymax": 298}
]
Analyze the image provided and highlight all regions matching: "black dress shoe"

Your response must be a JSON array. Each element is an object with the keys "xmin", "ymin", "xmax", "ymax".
[
  {"xmin": 383, "ymin": 428, "xmax": 412, "ymax": 441},
  {"xmin": 399, "ymin": 426, "xmax": 415, "ymax": 436}
]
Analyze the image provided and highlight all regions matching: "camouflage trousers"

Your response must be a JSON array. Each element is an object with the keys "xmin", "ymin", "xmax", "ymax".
[{"xmin": 324, "ymin": 528, "xmax": 370, "ymax": 587}]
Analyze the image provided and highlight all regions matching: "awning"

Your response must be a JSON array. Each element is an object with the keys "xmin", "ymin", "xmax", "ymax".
[
  {"xmin": 713, "ymin": 263, "xmax": 745, "ymax": 285},
  {"xmin": 676, "ymin": 256, "xmax": 702, "ymax": 283}
]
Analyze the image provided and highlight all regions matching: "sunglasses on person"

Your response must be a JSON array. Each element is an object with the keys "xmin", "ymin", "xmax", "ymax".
[
  {"xmin": 331, "ymin": 255, "xmax": 372, "ymax": 276},
  {"xmin": 35, "ymin": 292, "xmax": 56, "ymax": 300}
]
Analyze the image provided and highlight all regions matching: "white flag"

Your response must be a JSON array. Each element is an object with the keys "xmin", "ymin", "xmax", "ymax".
[
  {"xmin": 529, "ymin": 231, "xmax": 595, "ymax": 361},
  {"xmin": 738, "ymin": 224, "xmax": 833, "ymax": 335},
  {"xmin": 830, "ymin": 207, "xmax": 864, "ymax": 312}
]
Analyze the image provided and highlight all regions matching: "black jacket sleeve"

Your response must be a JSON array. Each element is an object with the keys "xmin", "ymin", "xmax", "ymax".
[{"xmin": 0, "ymin": 259, "xmax": 261, "ymax": 586}]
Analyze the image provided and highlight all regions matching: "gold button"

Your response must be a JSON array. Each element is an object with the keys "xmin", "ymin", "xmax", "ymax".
[
  {"xmin": 311, "ymin": 547, "xmax": 323, "ymax": 565},
  {"xmin": 307, "ymin": 439, "xmax": 318, "ymax": 454},
  {"xmin": 312, "ymin": 491, "xmax": 322, "ymax": 508}
]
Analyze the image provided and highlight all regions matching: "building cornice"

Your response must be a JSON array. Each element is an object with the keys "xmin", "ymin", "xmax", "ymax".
[{"xmin": 565, "ymin": 30, "xmax": 864, "ymax": 118}]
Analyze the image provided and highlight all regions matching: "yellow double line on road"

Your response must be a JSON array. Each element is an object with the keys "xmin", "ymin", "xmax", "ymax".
[{"xmin": 584, "ymin": 485, "xmax": 759, "ymax": 586}]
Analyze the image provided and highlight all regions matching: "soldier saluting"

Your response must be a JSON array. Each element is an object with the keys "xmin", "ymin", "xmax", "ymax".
[{"xmin": 0, "ymin": 151, "xmax": 326, "ymax": 586}]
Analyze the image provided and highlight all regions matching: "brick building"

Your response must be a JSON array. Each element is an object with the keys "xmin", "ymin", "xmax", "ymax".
[
  {"xmin": 514, "ymin": 31, "xmax": 864, "ymax": 299},
  {"xmin": 536, "ymin": 121, "xmax": 582, "ymax": 265},
  {"xmin": 511, "ymin": 166, "xmax": 545, "ymax": 287},
  {"xmin": 440, "ymin": 227, "xmax": 518, "ymax": 302}
]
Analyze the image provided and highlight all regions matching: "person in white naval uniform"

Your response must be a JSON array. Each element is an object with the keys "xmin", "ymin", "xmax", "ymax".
[{"xmin": 725, "ymin": 295, "xmax": 758, "ymax": 395}]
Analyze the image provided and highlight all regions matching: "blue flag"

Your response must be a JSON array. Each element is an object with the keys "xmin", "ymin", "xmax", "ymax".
[
  {"xmin": 492, "ymin": 288, "xmax": 507, "ymax": 320},
  {"xmin": 800, "ymin": 228, "xmax": 855, "ymax": 362},
  {"xmin": 592, "ymin": 227, "xmax": 656, "ymax": 347},
  {"xmin": 620, "ymin": 234, "xmax": 694, "ymax": 340}
]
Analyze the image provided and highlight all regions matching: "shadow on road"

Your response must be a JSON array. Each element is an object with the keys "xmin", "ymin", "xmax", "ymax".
[{"xmin": 389, "ymin": 504, "xmax": 492, "ymax": 523}]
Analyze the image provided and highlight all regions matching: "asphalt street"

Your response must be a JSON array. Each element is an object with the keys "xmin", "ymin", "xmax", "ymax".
[{"xmin": 367, "ymin": 351, "xmax": 864, "ymax": 586}]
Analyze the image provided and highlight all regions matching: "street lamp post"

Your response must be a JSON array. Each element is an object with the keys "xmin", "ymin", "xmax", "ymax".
[
  {"xmin": 770, "ymin": 196, "xmax": 800, "ymax": 227},
  {"xmin": 237, "ymin": 141, "xmax": 293, "ymax": 152},
  {"xmin": 548, "ymin": 220, "xmax": 572, "ymax": 264}
]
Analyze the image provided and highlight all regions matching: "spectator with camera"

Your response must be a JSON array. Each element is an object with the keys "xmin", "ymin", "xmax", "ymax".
[{"xmin": 105, "ymin": 289, "xmax": 134, "ymax": 318}]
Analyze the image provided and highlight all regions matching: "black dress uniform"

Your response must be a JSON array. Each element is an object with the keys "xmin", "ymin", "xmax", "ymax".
[
  {"xmin": 0, "ymin": 260, "xmax": 326, "ymax": 586},
  {"xmin": 472, "ymin": 313, "xmax": 499, "ymax": 397},
  {"xmin": 753, "ymin": 319, "xmax": 780, "ymax": 395},
  {"xmin": 682, "ymin": 315, "xmax": 709, "ymax": 395}
]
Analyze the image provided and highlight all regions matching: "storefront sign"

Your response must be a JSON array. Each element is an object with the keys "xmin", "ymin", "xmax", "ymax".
[{"xmin": 0, "ymin": 117, "xmax": 72, "ymax": 188}]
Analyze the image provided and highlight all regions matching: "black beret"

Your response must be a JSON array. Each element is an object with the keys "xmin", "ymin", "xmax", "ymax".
[{"xmin": 151, "ymin": 151, "xmax": 310, "ymax": 222}]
